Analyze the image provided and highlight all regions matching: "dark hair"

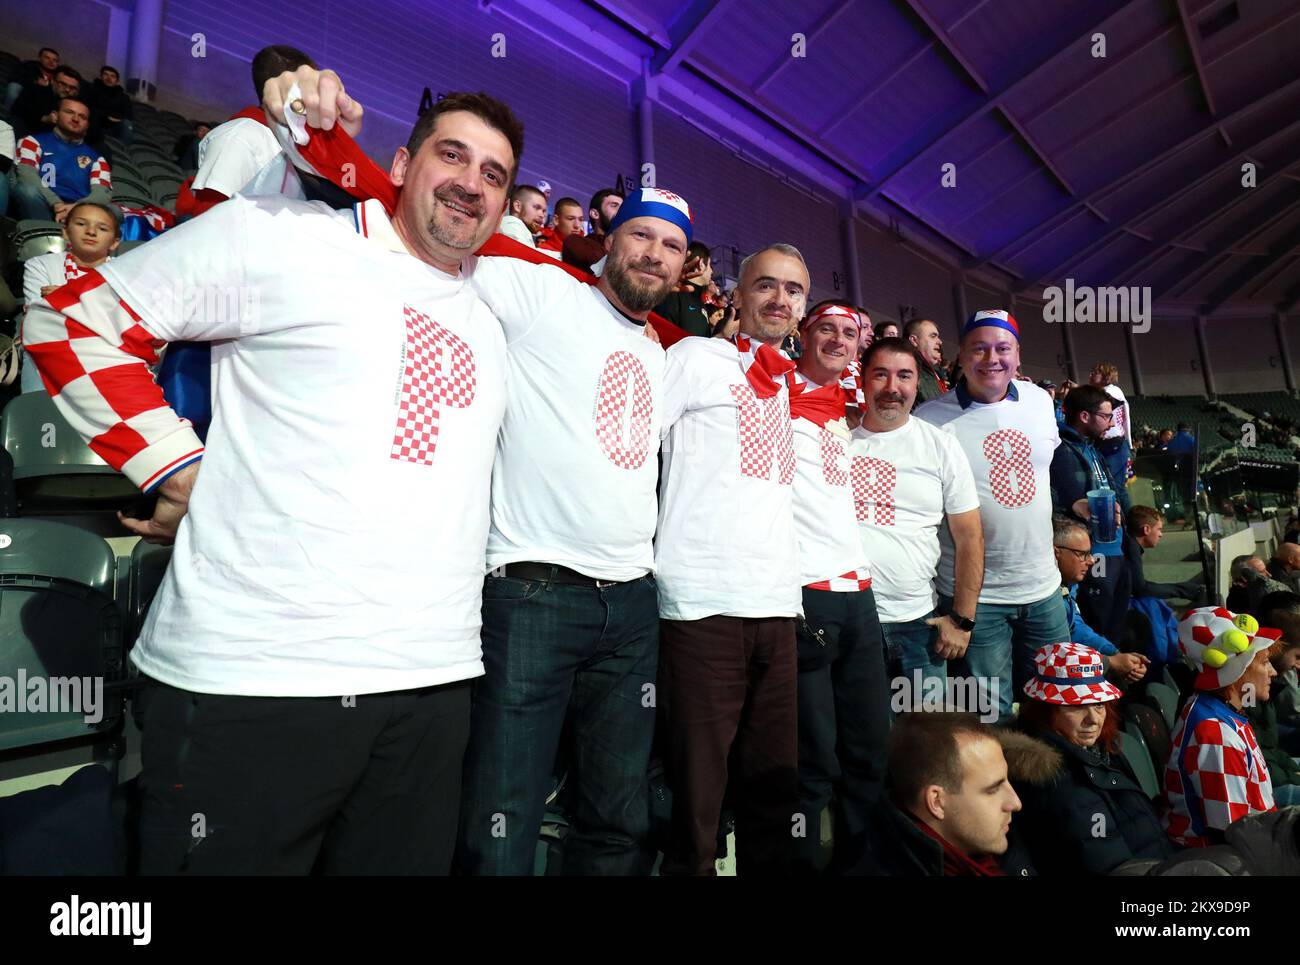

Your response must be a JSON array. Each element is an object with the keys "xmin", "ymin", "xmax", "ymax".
[
  {"xmin": 39, "ymin": 47, "xmax": 59, "ymax": 59},
  {"xmin": 873, "ymin": 320, "xmax": 900, "ymax": 338},
  {"xmin": 100, "ymin": 65, "xmax": 120, "ymax": 77},
  {"xmin": 406, "ymin": 91, "xmax": 524, "ymax": 185},
  {"xmin": 687, "ymin": 240, "xmax": 711, "ymax": 263},
  {"xmin": 65, "ymin": 201, "xmax": 121, "ymax": 237},
  {"xmin": 251, "ymin": 45, "xmax": 317, "ymax": 100},
  {"xmin": 58, "ymin": 95, "xmax": 90, "ymax": 113},
  {"xmin": 54, "ymin": 65, "xmax": 81, "ymax": 83},
  {"xmin": 887, "ymin": 712, "xmax": 993, "ymax": 808},
  {"xmin": 862, "ymin": 336, "xmax": 925, "ymax": 374},
  {"xmin": 510, "ymin": 184, "xmax": 544, "ymax": 204},
  {"xmin": 1063, "ymin": 384, "xmax": 1114, "ymax": 425},
  {"xmin": 554, "ymin": 196, "xmax": 582, "ymax": 214},
  {"xmin": 1126, "ymin": 505, "xmax": 1165, "ymax": 537},
  {"xmin": 903, "ymin": 317, "xmax": 936, "ymax": 340},
  {"xmin": 588, "ymin": 187, "xmax": 621, "ymax": 216},
  {"xmin": 1018, "ymin": 698, "xmax": 1120, "ymax": 754}
]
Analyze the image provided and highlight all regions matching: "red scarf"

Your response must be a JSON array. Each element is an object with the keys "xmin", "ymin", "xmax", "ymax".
[
  {"xmin": 912, "ymin": 817, "xmax": 1005, "ymax": 877},
  {"xmin": 729, "ymin": 333, "xmax": 795, "ymax": 399},
  {"xmin": 787, "ymin": 370, "xmax": 850, "ymax": 428}
]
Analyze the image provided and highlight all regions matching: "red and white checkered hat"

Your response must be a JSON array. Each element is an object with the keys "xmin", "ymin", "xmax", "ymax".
[
  {"xmin": 1178, "ymin": 606, "xmax": 1281, "ymax": 691},
  {"xmin": 1022, "ymin": 642, "xmax": 1122, "ymax": 705}
]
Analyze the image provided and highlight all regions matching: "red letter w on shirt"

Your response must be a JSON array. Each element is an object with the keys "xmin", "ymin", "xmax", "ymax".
[{"xmin": 729, "ymin": 383, "xmax": 795, "ymax": 485}]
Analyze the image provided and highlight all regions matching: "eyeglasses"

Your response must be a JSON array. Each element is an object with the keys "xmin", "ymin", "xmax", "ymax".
[
  {"xmin": 1054, "ymin": 544, "xmax": 1095, "ymax": 563},
  {"xmin": 1088, "ymin": 409, "xmax": 1115, "ymax": 422}
]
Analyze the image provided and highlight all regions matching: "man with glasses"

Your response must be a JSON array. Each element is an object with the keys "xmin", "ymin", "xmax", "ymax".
[
  {"xmin": 1050, "ymin": 384, "xmax": 1132, "ymax": 646},
  {"xmin": 1052, "ymin": 516, "xmax": 1148, "ymax": 684}
]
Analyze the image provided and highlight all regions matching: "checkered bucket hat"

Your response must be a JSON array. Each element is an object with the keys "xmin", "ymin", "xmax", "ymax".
[
  {"xmin": 1022, "ymin": 642, "xmax": 1122, "ymax": 705},
  {"xmin": 1178, "ymin": 606, "xmax": 1281, "ymax": 691}
]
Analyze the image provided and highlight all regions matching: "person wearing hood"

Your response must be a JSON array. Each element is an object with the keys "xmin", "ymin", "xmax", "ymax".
[{"xmin": 1007, "ymin": 643, "xmax": 1177, "ymax": 875}]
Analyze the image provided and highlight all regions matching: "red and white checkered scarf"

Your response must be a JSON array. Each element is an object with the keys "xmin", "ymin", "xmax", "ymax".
[{"xmin": 729, "ymin": 332, "xmax": 795, "ymax": 399}]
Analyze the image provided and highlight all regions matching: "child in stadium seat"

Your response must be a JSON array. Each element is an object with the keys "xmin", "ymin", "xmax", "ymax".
[{"xmin": 20, "ymin": 200, "xmax": 121, "ymax": 393}]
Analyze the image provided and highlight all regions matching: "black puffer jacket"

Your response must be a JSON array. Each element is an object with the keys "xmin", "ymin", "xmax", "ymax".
[
  {"xmin": 1144, "ymin": 807, "xmax": 1300, "ymax": 875},
  {"xmin": 1002, "ymin": 728, "xmax": 1177, "ymax": 875}
]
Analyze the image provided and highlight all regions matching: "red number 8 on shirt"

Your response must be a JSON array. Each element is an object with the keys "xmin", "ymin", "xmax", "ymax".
[{"xmin": 983, "ymin": 428, "xmax": 1035, "ymax": 507}]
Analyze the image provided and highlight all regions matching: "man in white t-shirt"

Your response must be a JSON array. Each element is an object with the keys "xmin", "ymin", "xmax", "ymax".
[
  {"xmin": 915, "ymin": 310, "xmax": 1068, "ymax": 721},
  {"xmin": 851, "ymin": 337, "xmax": 983, "ymax": 696},
  {"xmin": 786, "ymin": 301, "xmax": 891, "ymax": 873},
  {"xmin": 456, "ymin": 188, "xmax": 689, "ymax": 875},
  {"xmin": 496, "ymin": 183, "xmax": 546, "ymax": 249},
  {"xmin": 656, "ymin": 243, "xmax": 807, "ymax": 876},
  {"xmin": 23, "ymin": 92, "xmax": 520, "ymax": 875}
]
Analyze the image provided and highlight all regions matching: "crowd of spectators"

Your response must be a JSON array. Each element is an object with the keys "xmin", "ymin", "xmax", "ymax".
[{"xmin": 7, "ymin": 42, "xmax": 1300, "ymax": 879}]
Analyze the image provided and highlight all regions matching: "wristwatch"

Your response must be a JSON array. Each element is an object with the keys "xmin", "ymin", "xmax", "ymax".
[{"xmin": 948, "ymin": 612, "xmax": 976, "ymax": 632}]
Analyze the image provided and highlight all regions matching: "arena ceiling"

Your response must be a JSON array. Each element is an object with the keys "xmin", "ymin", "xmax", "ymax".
[{"xmin": 483, "ymin": 0, "xmax": 1300, "ymax": 313}]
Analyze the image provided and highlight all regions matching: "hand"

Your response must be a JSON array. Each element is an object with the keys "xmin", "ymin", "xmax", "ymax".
[
  {"xmin": 52, "ymin": 202, "xmax": 72, "ymax": 223},
  {"xmin": 118, "ymin": 462, "xmax": 199, "ymax": 545},
  {"xmin": 41, "ymin": 110, "xmax": 56, "ymax": 125},
  {"xmin": 926, "ymin": 614, "xmax": 971, "ymax": 661},
  {"xmin": 40, "ymin": 284, "xmax": 60, "ymax": 297},
  {"xmin": 1106, "ymin": 652, "xmax": 1149, "ymax": 684},
  {"xmin": 643, "ymin": 321, "xmax": 661, "ymax": 345},
  {"xmin": 262, "ymin": 66, "xmax": 364, "ymax": 137},
  {"xmin": 680, "ymin": 255, "xmax": 702, "ymax": 281}
]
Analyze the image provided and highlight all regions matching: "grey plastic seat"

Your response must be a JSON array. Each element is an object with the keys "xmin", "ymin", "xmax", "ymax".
[
  {"xmin": 127, "ymin": 539, "xmax": 173, "ymax": 645},
  {"xmin": 0, "ymin": 518, "xmax": 124, "ymax": 752},
  {"xmin": 1117, "ymin": 727, "xmax": 1161, "ymax": 800},
  {"xmin": 13, "ymin": 220, "xmax": 64, "ymax": 262},
  {"xmin": 0, "ymin": 393, "xmax": 138, "ymax": 510}
]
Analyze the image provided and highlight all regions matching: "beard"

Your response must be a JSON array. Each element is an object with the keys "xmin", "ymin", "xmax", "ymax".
[
  {"xmin": 604, "ymin": 254, "xmax": 673, "ymax": 313},
  {"xmin": 872, "ymin": 392, "xmax": 907, "ymax": 423},
  {"xmin": 425, "ymin": 185, "xmax": 485, "ymax": 251}
]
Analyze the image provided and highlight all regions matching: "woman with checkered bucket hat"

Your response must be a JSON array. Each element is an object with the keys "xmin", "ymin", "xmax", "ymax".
[
  {"xmin": 1164, "ymin": 606, "xmax": 1281, "ymax": 848},
  {"xmin": 1006, "ymin": 643, "xmax": 1177, "ymax": 874}
]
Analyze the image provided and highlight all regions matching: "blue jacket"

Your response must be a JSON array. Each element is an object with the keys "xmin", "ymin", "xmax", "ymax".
[{"xmin": 1062, "ymin": 585, "xmax": 1117, "ymax": 655}]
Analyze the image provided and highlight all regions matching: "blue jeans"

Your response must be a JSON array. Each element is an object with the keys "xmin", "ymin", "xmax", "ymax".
[
  {"xmin": 881, "ymin": 609, "xmax": 945, "ymax": 688},
  {"xmin": 11, "ymin": 179, "xmax": 56, "ymax": 221},
  {"xmin": 457, "ymin": 571, "xmax": 659, "ymax": 875},
  {"xmin": 939, "ymin": 590, "xmax": 1069, "ymax": 722},
  {"xmin": 3, "ymin": 81, "xmax": 22, "ymax": 114}
]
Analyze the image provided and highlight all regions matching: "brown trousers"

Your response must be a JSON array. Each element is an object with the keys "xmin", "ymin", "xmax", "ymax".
[{"xmin": 657, "ymin": 615, "xmax": 799, "ymax": 875}]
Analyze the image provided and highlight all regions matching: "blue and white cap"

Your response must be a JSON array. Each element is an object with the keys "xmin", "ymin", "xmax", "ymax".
[{"xmin": 606, "ymin": 187, "xmax": 693, "ymax": 245}]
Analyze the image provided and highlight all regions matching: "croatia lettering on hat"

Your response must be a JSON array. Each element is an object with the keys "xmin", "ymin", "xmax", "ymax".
[
  {"xmin": 961, "ymin": 308, "xmax": 1020, "ymax": 342},
  {"xmin": 1022, "ymin": 642, "xmax": 1122, "ymax": 705},
  {"xmin": 606, "ymin": 187, "xmax": 694, "ymax": 245}
]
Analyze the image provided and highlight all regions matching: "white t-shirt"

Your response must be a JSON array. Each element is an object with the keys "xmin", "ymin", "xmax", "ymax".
[
  {"xmin": 465, "ymin": 256, "xmax": 663, "ymax": 580},
  {"xmin": 497, "ymin": 215, "xmax": 537, "ymax": 248},
  {"xmin": 656, "ymin": 337, "xmax": 801, "ymax": 621},
  {"xmin": 791, "ymin": 411, "xmax": 871, "ymax": 590},
  {"xmin": 101, "ymin": 196, "xmax": 507, "ymax": 696},
  {"xmin": 1102, "ymin": 383, "xmax": 1131, "ymax": 445},
  {"xmin": 850, "ymin": 417, "xmax": 979, "ymax": 622},
  {"xmin": 192, "ymin": 116, "xmax": 305, "ymax": 200},
  {"xmin": 915, "ymin": 380, "xmax": 1061, "ymax": 605}
]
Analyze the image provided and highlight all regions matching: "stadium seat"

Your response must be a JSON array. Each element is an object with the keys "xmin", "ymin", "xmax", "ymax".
[
  {"xmin": 1142, "ymin": 681, "xmax": 1180, "ymax": 731},
  {"xmin": 1117, "ymin": 728, "xmax": 1160, "ymax": 799},
  {"xmin": 1123, "ymin": 702, "xmax": 1171, "ymax": 778},
  {"xmin": 112, "ymin": 175, "xmax": 153, "ymax": 199},
  {"xmin": 1161, "ymin": 664, "xmax": 1180, "ymax": 694},
  {"xmin": 0, "ymin": 518, "xmax": 124, "ymax": 752},
  {"xmin": 0, "ymin": 393, "xmax": 138, "ymax": 511},
  {"xmin": 12, "ymin": 220, "xmax": 63, "ymax": 263},
  {"xmin": 126, "ymin": 539, "xmax": 172, "ymax": 645}
]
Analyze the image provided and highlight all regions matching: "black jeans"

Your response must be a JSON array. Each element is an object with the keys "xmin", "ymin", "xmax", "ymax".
[
  {"xmin": 137, "ymin": 677, "xmax": 471, "ymax": 874},
  {"xmin": 793, "ymin": 586, "xmax": 891, "ymax": 873},
  {"xmin": 457, "ymin": 573, "xmax": 659, "ymax": 875}
]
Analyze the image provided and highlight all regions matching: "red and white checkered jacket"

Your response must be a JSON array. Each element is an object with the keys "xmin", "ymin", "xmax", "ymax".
[
  {"xmin": 1163, "ymin": 692, "xmax": 1275, "ymax": 848},
  {"xmin": 23, "ymin": 271, "xmax": 204, "ymax": 492}
]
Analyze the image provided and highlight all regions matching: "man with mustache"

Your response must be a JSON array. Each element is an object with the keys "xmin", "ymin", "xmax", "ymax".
[
  {"xmin": 262, "ymin": 63, "xmax": 690, "ymax": 874},
  {"xmin": 457, "ymin": 187, "xmax": 689, "ymax": 875},
  {"xmin": 851, "ymin": 337, "xmax": 983, "ymax": 699},
  {"xmin": 656, "ymin": 243, "xmax": 808, "ymax": 875},
  {"xmin": 23, "ymin": 90, "xmax": 519, "ymax": 874},
  {"xmin": 914, "ymin": 310, "xmax": 1067, "ymax": 722},
  {"xmin": 785, "ymin": 302, "xmax": 891, "ymax": 873}
]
